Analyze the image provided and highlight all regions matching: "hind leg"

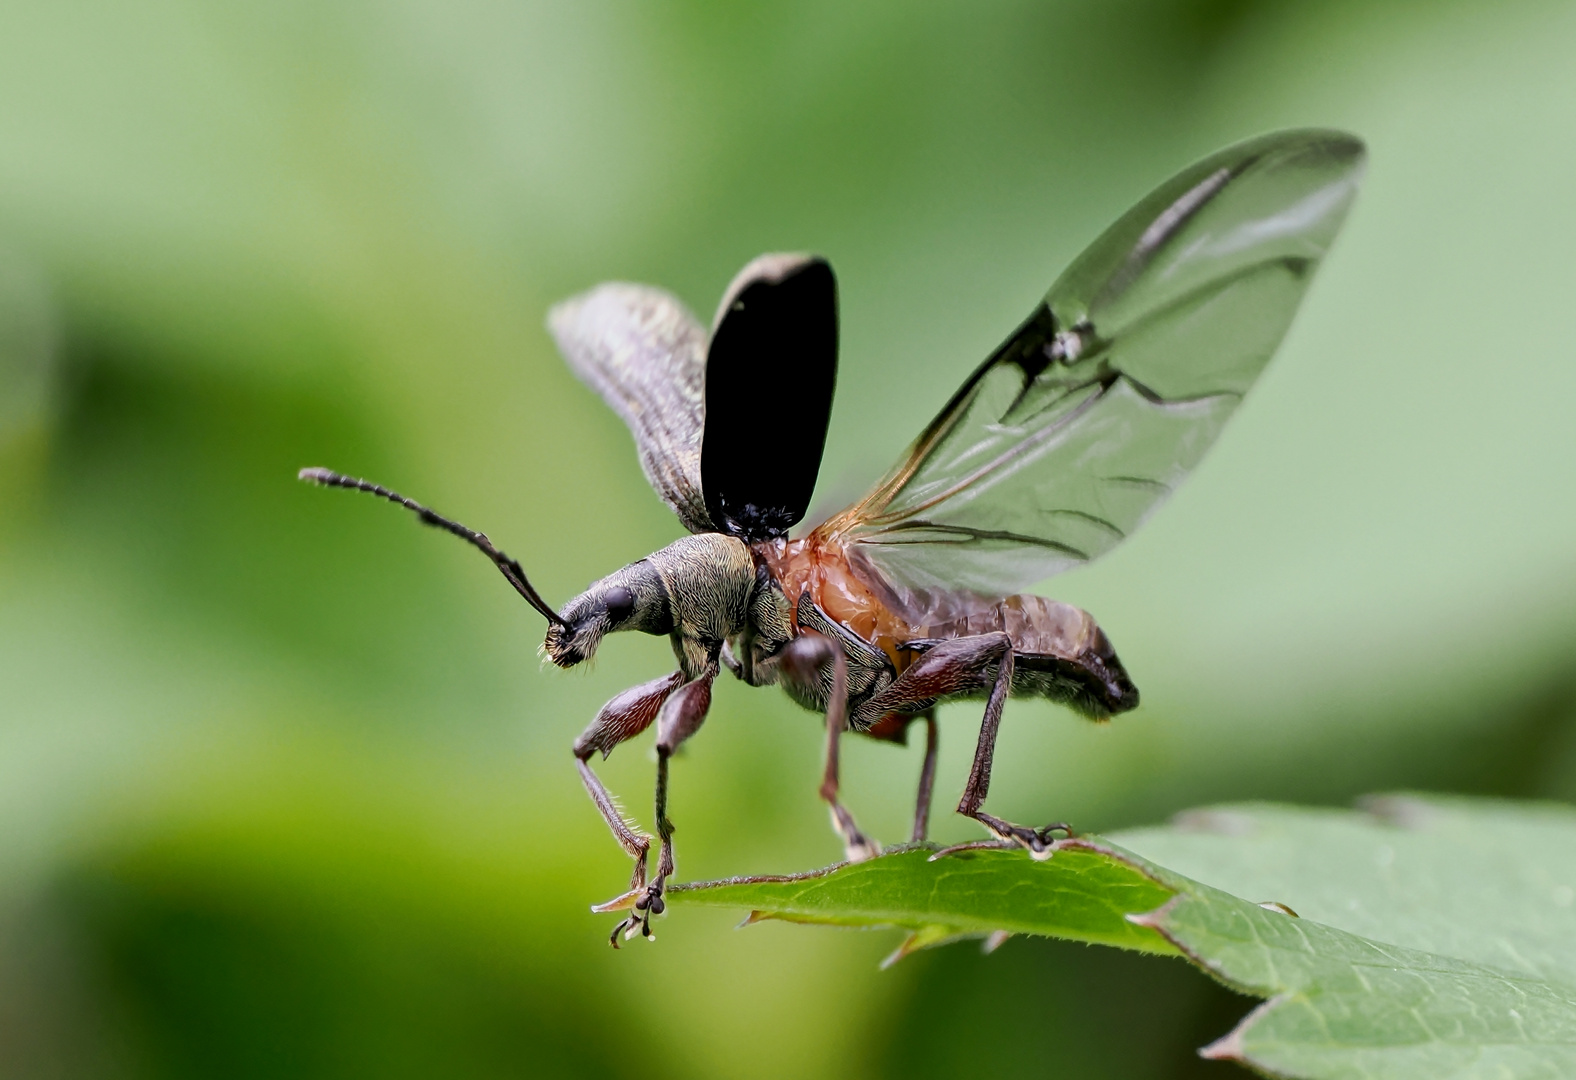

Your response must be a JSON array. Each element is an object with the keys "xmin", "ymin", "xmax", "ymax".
[
  {"xmin": 946, "ymin": 647, "xmax": 1071, "ymax": 858},
  {"xmin": 910, "ymin": 709, "xmax": 938, "ymax": 843},
  {"xmin": 863, "ymin": 635, "xmax": 1073, "ymax": 858}
]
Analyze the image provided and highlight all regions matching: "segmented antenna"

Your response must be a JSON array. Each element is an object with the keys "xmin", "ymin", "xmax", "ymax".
[{"xmin": 298, "ymin": 467, "xmax": 567, "ymax": 627}]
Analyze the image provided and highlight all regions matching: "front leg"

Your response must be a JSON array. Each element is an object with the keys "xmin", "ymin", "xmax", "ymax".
[
  {"xmin": 574, "ymin": 672, "xmax": 685, "ymax": 908},
  {"xmin": 603, "ymin": 664, "xmax": 717, "ymax": 944},
  {"xmin": 778, "ymin": 632, "xmax": 879, "ymax": 862}
]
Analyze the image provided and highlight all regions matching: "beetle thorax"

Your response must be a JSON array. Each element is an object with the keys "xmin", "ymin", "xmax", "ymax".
[
  {"xmin": 646, "ymin": 533, "xmax": 756, "ymax": 675},
  {"xmin": 756, "ymin": 534, "xmax": 923, "ymax": 669}
]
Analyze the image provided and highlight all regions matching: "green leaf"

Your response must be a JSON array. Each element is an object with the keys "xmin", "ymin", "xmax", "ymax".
[
  {"xmin": 671, "ymin": 796, "xmax": 1576, "ymax": 1079},
  {"xmin": 670, "ymin": 843, "xmax": 1177, "ymax": 967},
  {"xmin": 1119, "ymin": 796, "xmax": 1576, "ymax": 1078}
]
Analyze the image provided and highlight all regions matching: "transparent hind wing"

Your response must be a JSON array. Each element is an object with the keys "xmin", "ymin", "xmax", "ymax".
[{"xmin": 826, "ymin": 129, "xmax": 1365, "ymax": 598}]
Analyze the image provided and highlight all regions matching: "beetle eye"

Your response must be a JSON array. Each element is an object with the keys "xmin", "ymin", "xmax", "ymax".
[{"xmin": 603, "ymin": 586, "xmax": 636, "ymax": 626}]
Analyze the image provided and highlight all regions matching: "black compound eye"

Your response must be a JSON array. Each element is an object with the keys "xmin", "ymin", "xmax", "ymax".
[{"xmin": 603, "ymin": 586, "xmax": 636, "ymax": 626}]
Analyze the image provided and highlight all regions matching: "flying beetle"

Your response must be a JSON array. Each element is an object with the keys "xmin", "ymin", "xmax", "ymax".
[{"xmin": 301, "ymin": 129, "xmax": 1364, "ymax": 945}]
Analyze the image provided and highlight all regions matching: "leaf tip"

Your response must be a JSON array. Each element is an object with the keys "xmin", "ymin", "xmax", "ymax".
[
  {"xmin": 1198, "ymin": 996, "xmax": 1280, "ymax": 1064},
  {"xmin": 879, "ymin": 925, "xmax": 972, "ymax": 969},
  {"xmin": 1197, "ymin": 1028, "xmax": 1245, "ymax": 1062},
  {"xmin": 879, "ymin": 935, "xmax": 919, "ymax": 970},
  {"xmin": 1125, "ymin": 894, "xmax": 1180, "ymax": 931}
]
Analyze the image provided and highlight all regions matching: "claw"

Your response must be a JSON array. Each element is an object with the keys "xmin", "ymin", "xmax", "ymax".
[
  {"xmin": 844, "ymin": 835, "xmax": 881, "ymax": 863},
  {"xmin": 934, "ymin": 818, "xmax": 1075, "ymax": 861},
  {"xmin": 607, "ymin": 909, "xmax": 656, "ymax": 947},
  {"xmin": 603, "ymin": 878, "xmax": 666, "ymax": 946},
  {"xmin": 830, "ymin": 805, "xmax": 880, "ymax": 863}
]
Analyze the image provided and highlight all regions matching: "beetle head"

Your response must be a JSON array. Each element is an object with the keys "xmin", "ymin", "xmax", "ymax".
[{"xmin": 543, "ymin": 559, "xmax": 673, "ymax": 667}]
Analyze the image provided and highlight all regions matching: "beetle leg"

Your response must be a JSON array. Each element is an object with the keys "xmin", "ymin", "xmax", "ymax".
[
  {"xmin": 604, "ymin": 665, "xmax": 717, "ymax": 945},
  {"xmin": 864, "ymin": 633, "xmax": 1012, "ymax": 709},
  {"xmin": 863, "ymin": 634, "xmax": 1074, "ymax": 858},
  {"xmin": 574, "ymin": 672, "xmax": 685, "ymax": 928},
  {"xmin": 778, "ymin": 632, "xmax": 879, "ymax": 862},
  {"xmin": 948, "ymin": 643, "xmax": 1071, "ymax": 859},
  {"xmin": 911, "ymin": 708, "xmax": 939, "ymax": 843}
]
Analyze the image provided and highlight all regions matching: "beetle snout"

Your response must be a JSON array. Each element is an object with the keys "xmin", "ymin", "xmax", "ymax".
[
  {"xmin": 543, "ymin": 613, "xmax": 601, "ymax": 668},
  {"xmin": 539, "ymin": 561, "xmax": 673, "ymax": 669}
]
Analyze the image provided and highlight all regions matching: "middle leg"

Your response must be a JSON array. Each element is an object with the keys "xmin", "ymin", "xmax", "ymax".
[{"xmin": 777, "ymin": 631, "xmax": 878, "ymax": 862}]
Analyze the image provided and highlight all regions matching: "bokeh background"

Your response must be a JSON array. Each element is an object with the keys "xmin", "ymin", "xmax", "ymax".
[{"xmin": 2, "ymin": 1, "xmax": 1575, "ymax": 1076}]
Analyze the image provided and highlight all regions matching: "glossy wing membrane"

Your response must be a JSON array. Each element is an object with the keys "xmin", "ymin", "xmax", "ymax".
[
  {"xmin": 548, "ymin": 284, "xmax": 715, "ymax": 533},
  {"xmin": 825, "ymin": 129, "xmax": 1365, "ymax": 598}
]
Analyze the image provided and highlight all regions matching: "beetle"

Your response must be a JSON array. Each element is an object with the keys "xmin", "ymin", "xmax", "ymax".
[{"xmin": 301, "ymin": 129, "xmax": 1364, "ymax": 945}]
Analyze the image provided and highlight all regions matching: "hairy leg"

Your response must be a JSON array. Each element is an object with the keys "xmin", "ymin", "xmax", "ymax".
[
  {"xmin": 573, "ymin": 671, "xmax": 686, "ymax": 897},
  {"xmin": 777, "ymin": 632, "xmax": 878, "ymax": 862},
  {"xmin": 599, "ymin": 666, "xmax": 717, "ymax": 945}
]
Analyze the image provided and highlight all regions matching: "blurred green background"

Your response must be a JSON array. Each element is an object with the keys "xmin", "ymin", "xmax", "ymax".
[{"xmin": 2, "ymin": 1, "xmax": 1575, "ymax": 1076}]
